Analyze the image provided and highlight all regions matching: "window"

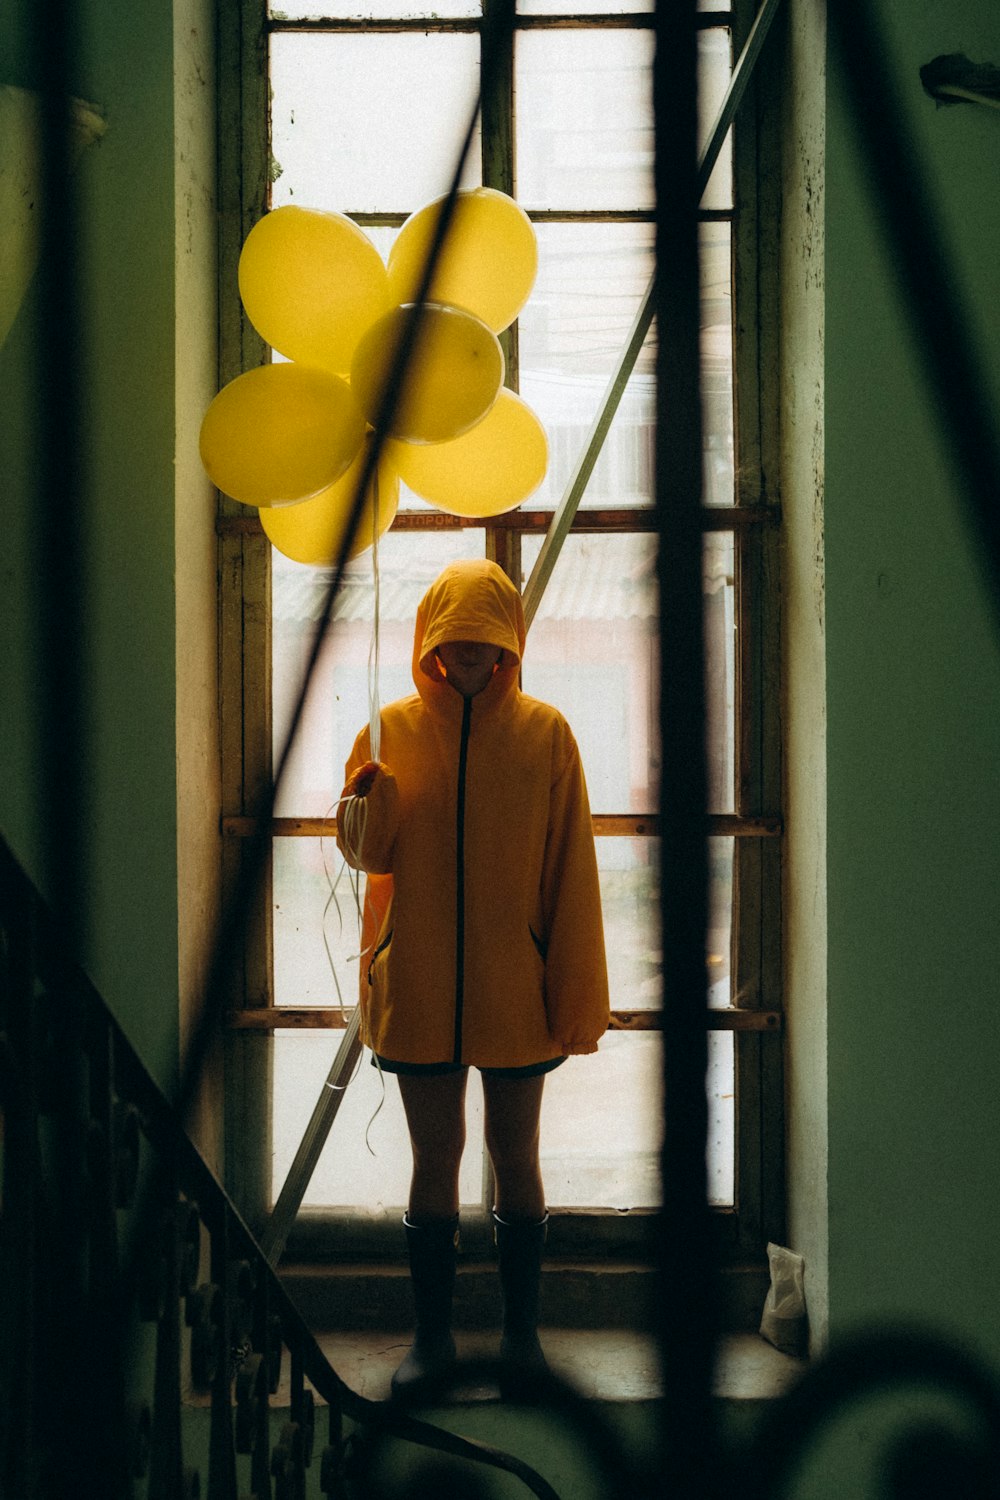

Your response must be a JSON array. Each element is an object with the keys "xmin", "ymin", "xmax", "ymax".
[{"xmin": 218, "ymin": 0, "xmax": 783, "ymax": 1272}]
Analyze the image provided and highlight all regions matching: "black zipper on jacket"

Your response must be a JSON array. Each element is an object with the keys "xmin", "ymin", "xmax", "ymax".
[{"xmin": 453, "ymin": 695, "xmax": 472, "ymax": 1064}]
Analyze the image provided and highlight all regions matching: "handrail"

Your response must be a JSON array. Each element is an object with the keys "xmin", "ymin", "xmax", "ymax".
[{"xmin": 0, "ymin": 835, "xmax": 583, "ymax": 1500}]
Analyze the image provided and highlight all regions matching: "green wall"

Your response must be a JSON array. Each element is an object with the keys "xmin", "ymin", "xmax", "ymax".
[
  {"xmin": 0, "ymin": 0, "xmax": 219, "ymax": 1097},
  {"xmin": 779, "ymin": 0, "xmax": 829, "ymax": 1351},
  {"xmin": 824, "ymin": 0, "xmax": 1000, "ymax": 1367}
]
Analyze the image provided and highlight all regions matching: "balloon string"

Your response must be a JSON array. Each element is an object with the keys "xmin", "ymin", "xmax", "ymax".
[
  {"xmin": 317, "ymin": 792, "xmax": 369, "ymax": 1026},
  {"xmin": 368, "ymin": 471, "xmax": 382, "ymax": 766},
  {"xmin": 332, "ymin": 787, "xmax": 386, "ymax": 1154}
]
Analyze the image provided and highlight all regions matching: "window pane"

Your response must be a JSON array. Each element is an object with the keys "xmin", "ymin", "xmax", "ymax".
[
  {"xmin": 517, "ymin": 222, "xmax": 732, "ymax": 510},
  {"xmin": 515, "ymin": 30, "xmax": 654, "ymax": 211},
  {"xmin": 272, "ymin": 1031, "xmax": 487, "ymax": 1209},
  {"xmin": 707, "ymin": 837, "xmax": 734, "ymax": 1005},
  {"xmin": 520, "ymin": 534, "xmax": 655, "ymax": 812},
  {"xmin": 521, "ymin": 531, "xmax": 735, "ymax": 816},
  {"xmin": 273, "ymin": 0, "xmax": 478, "ymax": 17},
  {"xmin": 518, "ymin": 0, "xmax": 652, "ymax": 13},
  {"xmin": 541, "ymin": 1031, "xmax": 734, "ymax": 1208},
  {"xmin": 706, "ymin": 1031, "xmax": 735, "ymax": 1206},
  {"xmin": 598, "ymin": 838, "xmax": 659, "ymax": 1011},
  {"xmin": 517, "ymin": 0, "xmax": 727, "ymax": 11},
  {"xmin": 704, "ymin": 529, "xmax": 736, "ymax": 808},
  {"xmin": 273, "ymin": 838, "xmax": 370, "ymax": 1007},
  {"xmin": 269, "ymin": 33, "xmax": 481, "ymax": 212},
  {"xmin": 518, "ymin": 222, "xmax": 655, "ymax": 509},
  {"xmin": 698, "ymin": 27, "xmax": 733, "ymax": 210},
  {"xmin": 272, "ymin": 529, "xmax": 486, "ymax": 818},
  {"xmin": 701, "ymin": 221, "xmax": 735, "ymax": 505},
  {"xmin": 514, "ymin": 29, "xmax": 729, "ymax": 211},
  {"xmin": 592, "ymin": 836, "xmax": 733, "ymax": 1012}
]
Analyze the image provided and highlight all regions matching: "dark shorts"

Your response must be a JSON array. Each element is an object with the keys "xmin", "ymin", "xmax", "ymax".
[{"xmin": 372, "ymin": 1053, "xmax": 567, "ymax": 1080}]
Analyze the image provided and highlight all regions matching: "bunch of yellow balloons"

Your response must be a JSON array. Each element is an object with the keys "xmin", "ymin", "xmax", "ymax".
[{"xmin": 199, "ymin": 188, "xmax": 548, "ymax": 565}]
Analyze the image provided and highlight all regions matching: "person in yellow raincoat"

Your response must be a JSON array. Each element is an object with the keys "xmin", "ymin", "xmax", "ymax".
[{"xmin": 337, "ymin": 557, "xmax": 609, "ymax": 1397}]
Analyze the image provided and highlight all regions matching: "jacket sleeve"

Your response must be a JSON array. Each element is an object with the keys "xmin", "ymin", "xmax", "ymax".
[
  {"xmin": 541, "ymin": 733, "xmax": 611, "ymax": 1054},
  {"xmin": 335, "ymin": 730, "xmax": 400, "ymax": 876}
]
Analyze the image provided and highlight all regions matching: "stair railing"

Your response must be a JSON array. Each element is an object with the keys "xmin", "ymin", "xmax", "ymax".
[{"xmin": 2, "ymin": 834, "xmax": 639, "ymax": 1500}]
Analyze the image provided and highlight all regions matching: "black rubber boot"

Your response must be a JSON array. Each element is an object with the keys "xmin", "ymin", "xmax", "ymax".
[
  {"xmin": 390, "ymin": 1215, "xmax": 460, "ymax": 1401},
  {"xmin": 493, "ymin": 1211, "xmax": 549, "ymax": 1375}
]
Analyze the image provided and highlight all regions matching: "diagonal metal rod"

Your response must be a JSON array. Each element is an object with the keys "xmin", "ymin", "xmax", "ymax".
[
  {"xmin": 259, "ymin": 1006, "xmax": 361, "ymax": 1266},
  {"xmin": 522, "ymin": 0, "xmax": 783, "ymax": 630}
]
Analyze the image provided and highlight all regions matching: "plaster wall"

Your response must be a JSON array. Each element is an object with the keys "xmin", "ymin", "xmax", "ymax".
[
  {"xmin": 174, "ymin": 0, "xmax": 224, "ymax": 1169},
  {"xmin": 824, "ymin": 0, "xmax": 1000, "ymax": 1368},
  {"xmin": 0, "ymin": 1, "xmax": 220, "ymax": 1101},
  {"xmin": 779, "ymin": 0, "xmax": 829, "ymax": 1353}
]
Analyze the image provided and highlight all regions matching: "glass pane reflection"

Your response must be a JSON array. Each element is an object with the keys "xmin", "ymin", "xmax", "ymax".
[
  {"xmin": 515, "ymin": 30, "xmax": 655, "ymax": 212},
  {"xmin": 542, "ymin": 1031, "xmax": 734, "ymax": 1209},
  {"xmin": 518, "ymin": 223, "xmax": 733, "ymax": 510},
  {"xmin": 270, "ymin": 33, "xmax": 480, "ymax": 213},
  {"xmin": 520, "ymin": 531, "xmax": 735, "ymax": 816}
]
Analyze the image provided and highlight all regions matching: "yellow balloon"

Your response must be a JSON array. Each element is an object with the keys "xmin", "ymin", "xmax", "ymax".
[
  {"xmin": 259, "ymin": 438, "xmax": 399, "ymax": 565},
  {"xmin": 387, "ymin": 388, "xmax": 548, "ymax": 516},
  {"xmin": 350, "ymin": 302, "xmax": 503, "ymax": 445},
  {"xmin": 199, "ymin": 363, "xmax": 365, "ymax": 506},
  {"xmin": 387, "ymin": 188, "xmax": 538, "ymax": 334},
  {"xmin": 239, "ymin": 206, "xmax": 392, "ymax": 376}
]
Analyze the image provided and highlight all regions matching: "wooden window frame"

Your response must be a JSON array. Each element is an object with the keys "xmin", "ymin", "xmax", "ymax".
[{"xmin": 215, "ymin": 0, "xmax": 784, "ymax": 1271}]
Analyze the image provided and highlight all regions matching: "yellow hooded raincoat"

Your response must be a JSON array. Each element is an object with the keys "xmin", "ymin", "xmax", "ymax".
[{"xmin": 337, "ymin": 558, "xmax": 610, "ymax": 1070}]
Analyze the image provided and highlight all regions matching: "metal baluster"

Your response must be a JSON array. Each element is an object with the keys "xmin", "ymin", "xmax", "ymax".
[
  {"xmin": 250, "ymin": 1275, "xmax": 277, "ymax": 1500},
  {"xmin": 319, "ymin": 1403, "xmax": 350, "ymax": 1500},
  {"xmin": 0, "ymin": 861, "xmax": 44, "ymax": 1499},
  {"xmin": 148, "ymin": 1181, "xmax": 186, "ymax": 1500},
  {"xmin": 206, "ymin": 1212, "xmax": 239, "ymax": 1500},
  {"xmin": 85, "ymin": 1012, "xmax": 131, "ymax": 1499},
  {"xmin": 40, "ymin": 936, "xmax": 95, "ymax": 1500}
]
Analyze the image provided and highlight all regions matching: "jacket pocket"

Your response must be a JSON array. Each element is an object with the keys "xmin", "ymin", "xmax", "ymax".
[
  {"xmin": 529, "ymin": 926, "xmax": 547, "ymax": 963},
  {"xmin": 368, "ymin": 928, "xmax": 394, "ymax": 986}
]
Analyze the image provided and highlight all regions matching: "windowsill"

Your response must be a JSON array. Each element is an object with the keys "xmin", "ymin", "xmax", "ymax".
[
  {"xmin": 272, "ymin": 1328, "xmax": 806, "ymax": 1407},
  {"xmin": 278, "ymin": 1256, "xmax": 771, "ymax": 1339}
]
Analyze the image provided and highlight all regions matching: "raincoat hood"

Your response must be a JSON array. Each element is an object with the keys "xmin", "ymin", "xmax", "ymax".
[{"xmin": 414, "ymin": 558, "xmax": 525, "ymax": 698}]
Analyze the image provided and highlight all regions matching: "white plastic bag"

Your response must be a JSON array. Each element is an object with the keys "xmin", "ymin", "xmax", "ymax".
[{"xmin": 759, "ymin": 1241, "xmax": 807, "ymax": 1356}]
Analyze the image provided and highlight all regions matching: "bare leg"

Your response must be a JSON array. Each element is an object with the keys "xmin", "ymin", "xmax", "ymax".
[
  {"xmin": 482, "ymin": 1073, "xmax": 546, "ymax": 1222},
  {"xmin": 391, "ymin": 1070, "xmax": 468, "ymax": 1398},
  {"xmin": 397, "ymin": 1070, "xmax": 469, "ymax": 1223}
]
